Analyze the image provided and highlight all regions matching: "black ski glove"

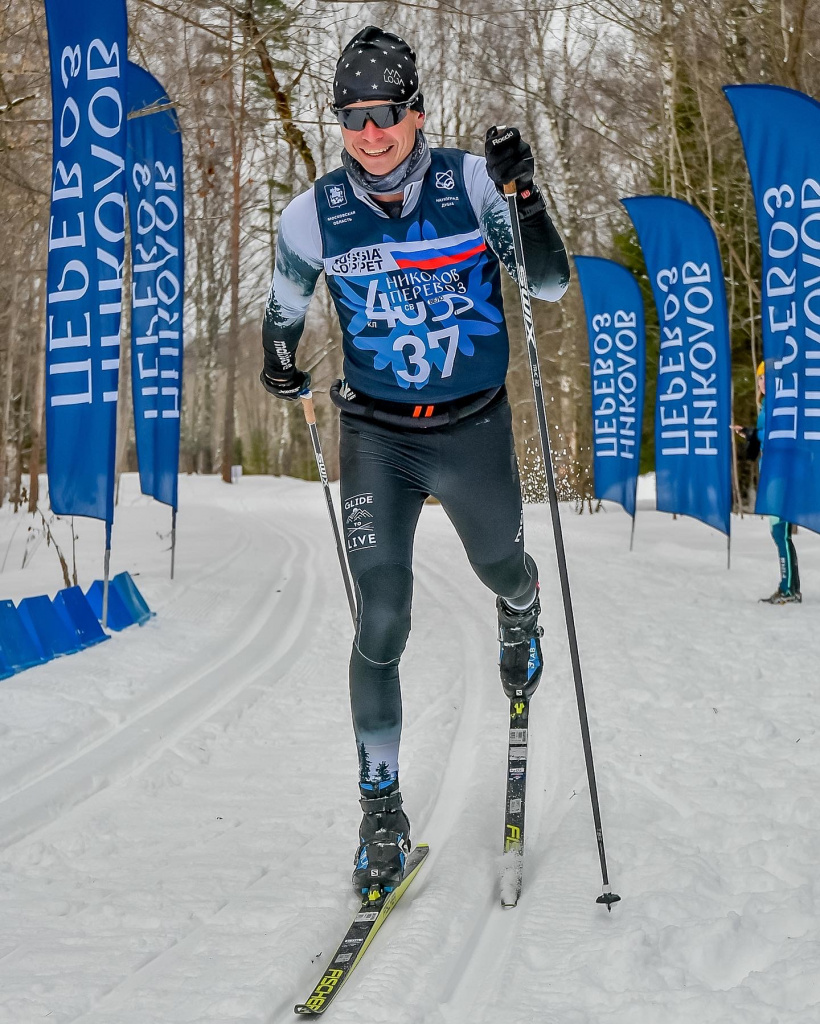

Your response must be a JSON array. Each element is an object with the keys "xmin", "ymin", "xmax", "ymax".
[
  {"xmin": 485, "ymin": 126, "xmax": 535, "ymax": 194},
  {"xmin": 485, "ymin": 125, "xmax": 545, "ymax": 220},
  {"xmin": 260, "ymin": 366, "xmax": 311, "ymax": 401}
]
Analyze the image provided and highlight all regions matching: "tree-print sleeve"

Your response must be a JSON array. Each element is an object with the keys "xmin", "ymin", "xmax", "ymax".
[
  {"xmin": 262, "ymin": 189, "xmax": 323, "ymax": 374},
  {"xmin": 464, "ymin": 153, "xmax": 570, "ymax": 303}
]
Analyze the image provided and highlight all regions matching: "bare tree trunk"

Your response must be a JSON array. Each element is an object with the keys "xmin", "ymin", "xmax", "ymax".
[
  {"xmin": 12, "ymin": 281, "xmax": 35, "ymax": 511},
  {"xmin": 660, "ymin": 0, "xmax": 677, "ymax": 197},
  {"xmin": 27, "ymin": 275, "xmax": 46, "ymax": 511},
  {"xmin": 221, "ymin": 18, "xmax": 244, "ymax": 484},
  {"xmin": 240, "ymin": 4, "xmax": 316, "ymax": 182},
  {"xmin": 781, "ymin": 0, "xmax": 809, "ymax": 89},
  {"xmin": 0, "ymin": 271, "xmax": 19, "ymax": 508},
  {"xmin": 744, "ymin": 188, "xmax": 760, "ymax": 405}
]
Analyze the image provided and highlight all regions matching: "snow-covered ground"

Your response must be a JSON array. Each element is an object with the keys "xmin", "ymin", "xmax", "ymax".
[{"xmin": 0, "ymin": 474, "xmax": 817, "ymax": 1024}]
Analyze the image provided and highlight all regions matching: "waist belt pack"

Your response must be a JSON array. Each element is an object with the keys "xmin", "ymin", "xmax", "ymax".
[{"xmin": 330, "ymin": 379, "xmax": 504, "ymax": 430}]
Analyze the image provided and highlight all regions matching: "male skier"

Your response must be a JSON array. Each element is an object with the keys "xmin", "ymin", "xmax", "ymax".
[{"xmin": 261, "ymin": 25, "xmax": 570, "ymax": 893}]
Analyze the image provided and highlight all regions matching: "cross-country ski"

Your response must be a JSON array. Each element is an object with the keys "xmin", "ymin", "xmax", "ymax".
[{"xmin": 294, "ymin": 844, "xmax": 429, "ymax": 1016}]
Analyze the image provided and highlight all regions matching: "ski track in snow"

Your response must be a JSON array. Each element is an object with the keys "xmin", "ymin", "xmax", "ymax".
[{"xmin": 0, "ymin": 475, "xmax": 818, "ymax": 1023}]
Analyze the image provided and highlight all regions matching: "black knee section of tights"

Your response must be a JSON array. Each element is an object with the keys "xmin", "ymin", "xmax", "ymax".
[
  {"xmin": 355, "ymin": 563, "xmax": 413, "ymax": 664},
  {"xmin": 471, "ymin": 551, "xmax": 538, "ymax": 607},
  {"xmin": 349, "ymin": 644, "xmax": 402, "ymax": 740}
]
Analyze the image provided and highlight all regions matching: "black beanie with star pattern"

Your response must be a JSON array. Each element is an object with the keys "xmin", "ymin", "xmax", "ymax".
[{"xmin": 333, "ymin": 26, "xmax": 422, "ymax": 110}]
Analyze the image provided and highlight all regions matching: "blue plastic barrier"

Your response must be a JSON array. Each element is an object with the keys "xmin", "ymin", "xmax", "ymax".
[
  {"xmin": 18, "ymin": 595, "xmax": 81, "ymax": 659},
  {"xmin": 0, "ymin": 599, "xmax": 49, "ymax": 671},
  {"xmin": 0, "ymin": 646, "xmax": 13, "ymax": 680},
  {"xmin": 85, "ymin": 579, "xmax": 132, "ymax": 631},
  {"xmin": 112, "ymin": 572, "xmax": 153, "ymax": 626},
  {"xmin": 53, "ymin": 586, "xmax": 110, "ymax": 648},
  {"xmin": 86, "ymin": 572, "xmax": 152, "ymax": 631}
]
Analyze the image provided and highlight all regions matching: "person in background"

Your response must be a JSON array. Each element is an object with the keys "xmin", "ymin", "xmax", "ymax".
[{"xmin": 734, "ymin": 361, "xmax": 801, "ymax": 604}]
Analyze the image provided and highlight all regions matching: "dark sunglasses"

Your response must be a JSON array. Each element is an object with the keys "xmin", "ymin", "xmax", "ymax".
[{"xmin": 332, "ymin": 95, "xmax": 418, "ymax": 131}]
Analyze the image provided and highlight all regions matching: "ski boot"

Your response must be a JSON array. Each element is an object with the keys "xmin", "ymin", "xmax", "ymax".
[
  {"xmin": 352, "ymin": 779, "xmax": 411, "ymax": 897},
  {"xmin": 759, "ymin": 588, "xmax": 802, "ymax": 604},
  {"xmin": 497, "ymin": 592, "xmax": 544, "ymax": 700}
]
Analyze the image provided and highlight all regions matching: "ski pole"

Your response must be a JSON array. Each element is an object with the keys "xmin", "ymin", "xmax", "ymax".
[
  {"xmin": 501, "ymin": 172, "xmax": 620, "ymax": 910},
  {"xmin": 300, "ymin": 391, "xmax": 357, "ymax": 625}
]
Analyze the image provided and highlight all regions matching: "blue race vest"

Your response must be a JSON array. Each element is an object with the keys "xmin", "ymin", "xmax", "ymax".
[{"xmin": 315, "ymin": 149, "xmax": 510, "ymax": 402}]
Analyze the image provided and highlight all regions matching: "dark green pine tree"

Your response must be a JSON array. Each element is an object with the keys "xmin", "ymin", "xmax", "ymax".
[
  {"xmin": 374, "ymin": 761, "xmax": 392, "ymax": 785},
  {"xmin": 358, "ymin": 742, "xmax": 372, "ymax": 785}
]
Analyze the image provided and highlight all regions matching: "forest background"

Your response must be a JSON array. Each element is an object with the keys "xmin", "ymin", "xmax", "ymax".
[{"xmin": 1, "ymin": 0, "xmax": 817, "ymax": 513}]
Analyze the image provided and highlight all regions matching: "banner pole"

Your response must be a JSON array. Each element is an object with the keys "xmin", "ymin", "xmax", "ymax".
[
  {"xmin": 727, "ymin": 533, "xmax": 731, "ymax": 570},
  {"xmin": 629, "ymin": 513, "xmax": 637, "ymax": 552},
  {"xmin": 71, "ymin": 516, "xmax": 78, "ymax": 585},
  {"xmin": 102, "ymin": 519, "xmax": 112, "ymax": 629},
  {"xmin": 170, "ymin": 507, "xmax": 177, "ymax": 580}
]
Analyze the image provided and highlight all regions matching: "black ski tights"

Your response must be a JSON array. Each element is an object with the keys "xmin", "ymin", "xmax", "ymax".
[{"xmin": 339, "ymin": 393, "xmax": 538, "ymax": 786}]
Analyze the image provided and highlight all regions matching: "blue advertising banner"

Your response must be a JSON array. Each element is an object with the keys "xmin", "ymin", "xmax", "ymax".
[
  {"xmin": 725, "ymin": 85, "xmax": 820, "ymax": 533},
  {"xmin": 622, "ymin": 196, "xmax": 732, "ymax": 535},
  {"xmin": 126, "ymin": 63, "xmax": 184, "ymax": 510},
  {"xmin": 44, "ymin": 0, "xmax": 128, "ymax": 521},
  {"xmin": 575, "ymin": 256, "xmax": 645, "ymax": 517}
]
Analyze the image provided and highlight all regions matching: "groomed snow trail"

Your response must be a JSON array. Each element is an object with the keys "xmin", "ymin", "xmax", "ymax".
[{"xmin": 0, "ymin": 475, "xmax": 818, "ymax": 1023}]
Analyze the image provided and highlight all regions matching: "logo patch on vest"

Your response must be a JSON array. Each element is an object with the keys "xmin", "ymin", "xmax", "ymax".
[
  {"xmin": 331, "ymin": 247, "xmax": 386, "ymax": 276},
  {"xmin": 325, "ymin": 230, "xmax": 485, "ymax": 278},
  {"xmin": 435, "ymin": 170, "xmax": 455, "ymax": 190},
  {"xmin": 325, "ymin": 183, "xmax": 348, "ymax": 208}
]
